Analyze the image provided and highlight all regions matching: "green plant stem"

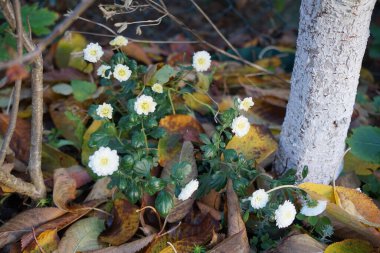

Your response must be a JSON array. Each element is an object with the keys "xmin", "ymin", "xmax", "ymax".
[
  {"xmin": 168, "ymin": 88, "xmax": 176, "ymax": 115},
  {"xmin": 141, "ymin": 121, "xmax": 149, "ymax": 154},
  {"xmin": 266, "ymin": 185, "xmax": 300, "ymax": 194},
  {"xmin": 184, "ymin": 92, "xmax": 217, "ymax": 116}
]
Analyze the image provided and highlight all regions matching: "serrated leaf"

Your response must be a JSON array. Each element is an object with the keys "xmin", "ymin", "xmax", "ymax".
[
  {"xmin": 57, "ymin": 217, "xmax": 105, "ymax": 252},
  {"xmin": 347, "ymin": 126, "xmax": 380, "ymax": 164},
  {"xmin": 99, "ymin": 199, "xmax": 139, "ymax": 246},
  {"xmin": 324, "ymin": 239, "xmax": 373, "ymax": 253},
  {"xmin": 21, "ymin": 4, "xmax": 58, "ymax": 36},
  {"xmin": 71, "ymin": 80, "xmax": 97, "ymax": 102}
]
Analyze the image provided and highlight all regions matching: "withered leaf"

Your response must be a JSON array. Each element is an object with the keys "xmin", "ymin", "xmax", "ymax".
[
  {"xmin": 53, "ymin": 168, "xmax": 77, "ymax": 210},
  {"xmin": 90, "ymin": 234, "xmax": 156, "ymax": 253},
  {"xmin": 99, "ymin": 199, "xmax": 139, "ymax": 246},
  {"xmin": 22, "ymin": 229, "xmax": 59, "ymax": 253}
]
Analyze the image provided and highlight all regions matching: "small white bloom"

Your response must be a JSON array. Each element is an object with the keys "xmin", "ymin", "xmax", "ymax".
[
  {"xmin": 83, "ymin": 42, "xmax": 104, "ymax": 63},
  {"xmin": 134, "ymin": 95, "xmax": 157, "ymax": 115},
  {"xmin": 96, "ymin": 103, "xmax": 113, "ymax": 119},
  {"xmin": 97, "ymin": 65, "xmax": 112, "ymax": 79},
  {"xmin": 113, "ymin": 64, "xmax": 132, "ymax": 82},
  {"xmin": 109, "ymin": 35, "xmax": 128, "ymax": 47},
  {"xmin": 300, "ymin": 200, "xmax": 327, "ymax": 216},
  {"xmin": 178, "ymin": 179, "xmax": 199, "ymax": 201},
  {"xmin": 231, "ymin": 115, "xmax": 250, "ymax": 137},
  {"xmin": 275, "ymin": 200, "xmax": 297, "ymax": 228},
  {"xmin": 238, "ymin": 97, "xmax": 254, "ymax": 111},
  {"xmin": 192, "ymin": 51, "xmax": 211, "ymax": 72},
  {"xmin": 89, "ymin": 147, "xmax": 119, "ymax": 176},
  {"xmin": 356, "ymin": 188, "xmax": 362, "ymax": 192},
  {"xmin": 250, "ymin": 189, "xmax": 269, "ymax": 209},
  {"xmin": 152, "ymin": 83, "xmax": 163, "ymax": 93}
]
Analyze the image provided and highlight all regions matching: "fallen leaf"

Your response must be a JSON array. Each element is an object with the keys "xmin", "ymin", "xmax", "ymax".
[
  {"xmin": 99, "ymin": 199, "xmax": 139, "ymax": 246},
  {"xmin": 121, "ymin": 42, "xmax": 152, "ymax": 65},
  {"xmin": 85, "ymin": 177, "xmax": 114, "ymax": 202},
  {"xmin": 196, "ymin": 201, "xmax": 222, "ymax": 220},
  {"xmin": 343, "ymin": 151, "xmax": 379, "ymax": 175},
  {"xmin": 225, "ymin": 124, "xmax": 278, "ymax": 166},
  {"xmin": 82, "ymin": 120, "xmax": 104, "ymax": 166},
  {"xmin": 53, "ymin": 168, "xmax": 77, "ymax": 210},
  {"xmin": 324, "ymin": 239, "xmax": 373, "ymax": 253},
  {"xmin": 44, "ymin": 68, "xmax": 88, "ymax": 84},
  {"xmin": 160, "ymin": 141, "xmax": 198, "ymax": 222},
  {"xmin": 22, "ymin": 229, "xmax": 59, "ymax": 253},
  {"xmin": 272, "ymin": 234, "xmax": 326, "ymax": 253},
  {"xmin": 57, "ymin": 217, "xmax": 105, "ymax": 253},
  {"xmin": 90, "ymin": 233, "xmax": 156, "ymax": 253},
  {"xmin": 0, "ymin": 207, "xmax": 66, "ymax": 248},
  {"xmin": 207, "ymin": 230, "xmax": 249, "ymax": 253},
  {"xmin": 183, "ymin": 92, "xmax": 213, "ymax": 115},
  {"xmin": 41, "ymin": 144, "xmax": 78, "ymax": 177},
  {"xmin": 6, "ymin": 64, "xmax": 29, "ymax": 83}
]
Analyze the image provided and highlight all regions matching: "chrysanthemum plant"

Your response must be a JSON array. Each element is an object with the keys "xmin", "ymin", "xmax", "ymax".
[{"xmin": 84, "ymin": 37, "xmax": 332, "ymax": 247}]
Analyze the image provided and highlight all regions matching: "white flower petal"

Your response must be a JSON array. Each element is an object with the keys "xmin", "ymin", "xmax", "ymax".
[
  {"xmin": 231, "ymin": 115, "xmax": 250, "ymax": 137},
  {"xmin": 96, "ymin": 103, "xmax": 113, "ymax": 119},
  {"xmin": 113, "ymin": 64, "xmax": 132, "ymax": 82},
  {"xmin": 134, "ymin": 95, "xmax": 157, "ymax": 115},
  {"xmin": 300, "ymin": 200, "xmax": 327, "ymax": 216},
  {"xmin": 178, "ymin": 179, "xmax": 199, "ymax": 201},
  {"xmin": 250, "ymin": 189, "xmax": 269, "ymax": 209},
  {"xmin": 110, "ymin": 35, "xmax": 129, "ymax": 47},
  {"xmin": 97, "ymin": 65, "xmax": 112, "ymax": 79},
  {"xmin": 192, "ymin": 51, "xmax": 211, "ymax": 72},
  {"xmin": 275, "ymin": 200, "xmax": 297, "ymax": 228},
  {"xmin": 83, "ymin": 42, "xmax": 104, "ymax": 63},
  {"xmin": 89, "ymin": 147, "xmax": 119, "ymax": 176},
  {"xmin": 238, "ymin": 97, "xmax": 254, "ymax": 111},
  {"xmin": 152, "ymin": 83, "xmax": 163, "ymax": 93}
]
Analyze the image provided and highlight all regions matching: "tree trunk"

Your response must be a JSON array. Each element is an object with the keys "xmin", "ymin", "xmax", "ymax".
[{"xmin": 274, "ymin": 0, "xmax": 376, "ymax": 184}]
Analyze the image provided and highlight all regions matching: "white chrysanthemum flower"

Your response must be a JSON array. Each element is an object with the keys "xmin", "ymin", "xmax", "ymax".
[
  {"xmin": 152, "ymin": 83, "xmax": 163, "ymax": 93},
  {"xmin": 134, "ymin": 95, "xmax": 157, "ymax": 115},
  {"xmin": 192, "ymin": 51, "xmax": 211, "ymax": 72},
  {"xmin": 356, "ymin": 188, "xmax": 362, "ymax": 192},
  {"xmin": 231, "ymin": 115, "xmax": 250, "ymax": 137},
  {"xmin": 275, "ymin": 200, "xmax": 297, "ymax": 228},
  {"xmin": 83, "ymin": 42, "xmax": 104, "ymax": 63},
  {"xmin": 88, "ymin": 147, "xmax": 119, "ymax": 176},
  {"xmin": 300, "ymin": 200, "xmax": 327, "ymax": 217},
  {"xmin": 178, "ymin": 179, "xmax": 199, "ymax": 201},
  {"xmin": 113, "ymin": 64, "xmax": 132, "ymax": 82},
  {"xmin": 238, "ymin": 97, "xmax": 254, "ymax": 111},
  {"xmin": 250, "ymin": 189, "xmax": 269, "ymax": 209},
  {"xmin": 109, "ymin": 35, "xmax": 129, "ymax": 47},
  {"xmin": 97, "ymin": 65, "xmax": 112, "ymax": 79},
  {"xmin": 96, "ymin": 103, "xmax": 113, "ymax": 119}
]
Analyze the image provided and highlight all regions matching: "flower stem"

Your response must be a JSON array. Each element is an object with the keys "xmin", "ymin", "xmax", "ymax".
[
  {"xmin": 266, "ymin": 185, "xmax": 300, "ymax": 194},
  {"xmin": 141, "ymin": 121, "xmax": 149, "ymax": 154},
  {"xmin": 168, "ymin": 88, "xmax": 176, "ymax": 115}
]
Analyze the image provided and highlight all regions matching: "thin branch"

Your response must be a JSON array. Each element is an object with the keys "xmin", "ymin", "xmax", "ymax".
[
  {"xmin": 188, "ymin": 0, "xmax": 242, "ymax": 58},
  {"xmin": 0, "ymin": 0, "xmax": 96, "ymax": 71},
  {"xmin": 0, "ymin": 0, "xmax": 23, "ymax": 165}
]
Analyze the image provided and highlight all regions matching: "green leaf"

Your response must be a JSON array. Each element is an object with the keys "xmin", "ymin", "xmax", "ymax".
[
  {"xmin": 145, "ymin": 177, "xmax": 166, "ymax": 195},
  {"xmin": 58, "ymin": 217, "xmax": 105, "ymax": 252},
  {"xmin": 155, "ymin": 190, "xmax": 174, "ymax": 217},
  {"xmin": 21, "ymin": 4, "xmax": 58, "ymax": 36},
  {"xmin": 308, "ymin": 216, "xmax": 319, "ymax": 226},
  {"xmin": 149, "ymin": 127, "xmax": 166, "ymax": 139},
  {"xmin": 131, "ymin": 131, "xmax": 146, "ymax": 148},
  {"xmin": 71, "ymin": 80, "xmax": 97, "ymax": 102},
  {"xmin": 51, "ymin": 83, "xmax": 73, "ymax": 95},
  {"xmin": 88, "ymin": 122, "xmax": 117, "ymax": 148},
  {"xmin": 199, "ymin": 133, "xmax": 211, "ymax": 145},
  {"xmin": 126, "ymin": 181, "xmax": 142, "ymax": 204},
  {"xmin": 347, "ymin": 126, "xmax": 380, "ymax": 164},
  {"xmin": 150, "ymin": 65, "xmax": 176, "ymax": 85},
  {"xmin": 133, "ymin": 158, "xmax": 152, "ymax": 177},
  {"xmin": 171, "ymin": 161, "xmax": 192, "ymax": 182}
]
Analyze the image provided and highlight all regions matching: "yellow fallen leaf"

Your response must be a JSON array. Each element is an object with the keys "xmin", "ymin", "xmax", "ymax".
[
  {"xmin": 226, "ymin": 124, "xmax": 277, "ymax": 165},
  {"xmin": 324, "ymin": 239, "xmax": 373, "ymax": 253},
  {"xmin": 22, "ymin": 229, "xmax": 59, "ymax": 253},
  {"xmin": 344, "ymin": 152, "xmax": 379, "ymax": 175},
  {"xmin": 299, "ymin": 182, "xmax": 334, "ymax": 202},
  {"xmin": 183, "ymin": 92, "xmax": 213, "ymax": 115}
]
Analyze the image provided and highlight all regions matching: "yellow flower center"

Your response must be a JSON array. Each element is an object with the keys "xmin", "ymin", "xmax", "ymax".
[
  {"xmin": 100, "ymin": 107, "xmax": 110, "ymax": 116},
  {"xmin": 242, "ymin": 101, "xmax": 250, "ymax": 108},
  {"xmin": 90, "ymin": 49, "xmax": 97, "ymax": 56},
  {"xmin": 118, "ymin": 69, "xmax": 126, "ymax": 77},
  {"xmin": 140, "ymin": 102, "xmax": 150, "ymax": 111},
  {"xmin": 237, "ymin": 121, "xmax": 246, "ymax": 130},
  {"xmin": 100, "ymin": 157, "xmax": 109, "ymax": 166},
  {"xmin": 197, "ymin": 58, "xmax": 206, "ymax": 66}
]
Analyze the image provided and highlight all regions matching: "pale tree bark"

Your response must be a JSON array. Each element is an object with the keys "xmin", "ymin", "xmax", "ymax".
[{"xmin": 275, "ymin": 0, "xmax": 376, "ymax": 184}]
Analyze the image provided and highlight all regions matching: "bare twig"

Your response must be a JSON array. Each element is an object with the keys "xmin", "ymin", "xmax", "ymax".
[
  {"xmin": 189, "ymin": 0, "xmax": 242, "ymax": 58},
  {"xmin": 0, "ymin": 0, "xmax": 96, "ymax": 71},
  {"xmin": 0, "ymin": 0, "xmax": 22, "ymax": 166}
]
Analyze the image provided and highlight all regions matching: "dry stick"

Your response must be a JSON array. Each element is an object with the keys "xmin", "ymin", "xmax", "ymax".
[
  {"xmin": 147, "ymin": 0, "xmax": 289, "ymax": 84},
  {"xmin": 188, "ymin": 0, "xmax": 241, "ymax": 58},
  {"xmin": 0, "ymin": 0, "xmax": 96, "ymax": 71},
  {"xmin": 0, "ymin": 0, "xmax": 23, "ymax": 166}
]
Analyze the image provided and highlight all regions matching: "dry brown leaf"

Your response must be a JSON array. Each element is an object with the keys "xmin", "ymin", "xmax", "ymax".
[
  {"xmin": 0, "ymin": 208, "xmax": 66, "ymax": 248},
  {"xmin": 207, "ymin": 230, "xmax": 249, "ymax": 253},
  {"xmin": 85, "ymin": 177, "xmax": 114, "ymax": 202},
  {"xmin": 196, "ymin": 201, "xmax": 222, "ymax": 221},
  {"xmin": 90, "ymin": 233, "xmax": 156, "ymax": 253},
  {"xmin": 53, "ymin": 168, "xmax": 77, "ymax": 210},
  {"xmin": 99, "ymin": 199, "xmax": 139, "ymax": 246},
  {"xmin": 271, "ymin": 234, "xmax": 326, "ymax": 253},
  {"xmin": 159, "ymin": 114, "xmax": 204, "ymax": 143},
  {"xmin": 121, "ymin": 43, "xmax": 152, "ymax": 65},
  {"xmin": 22, "ymin": 229, "xmax": 59, "ymax": 253}
]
